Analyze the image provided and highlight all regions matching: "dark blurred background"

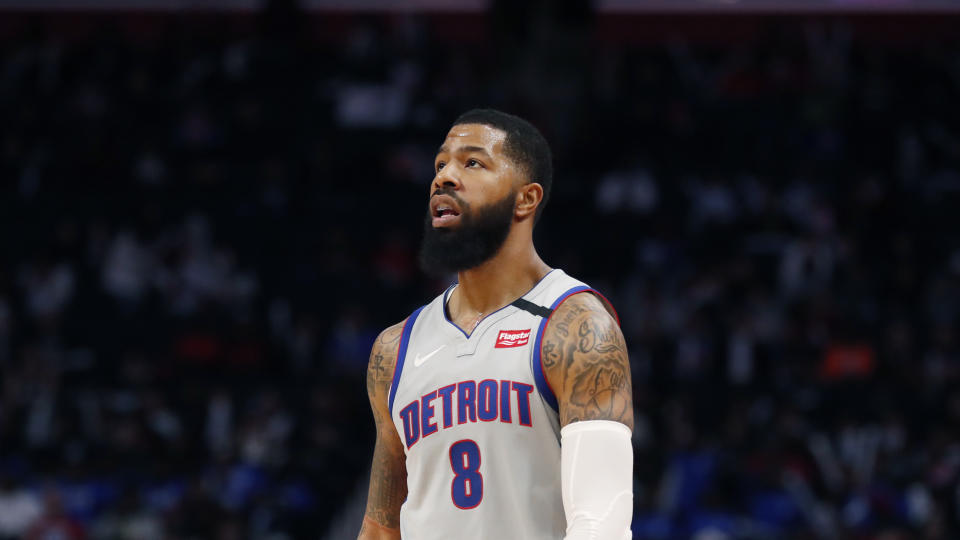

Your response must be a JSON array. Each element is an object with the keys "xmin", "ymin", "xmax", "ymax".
[{"xmin": 1, "ymin": 0, "xmax": 959, "ymax": 539}]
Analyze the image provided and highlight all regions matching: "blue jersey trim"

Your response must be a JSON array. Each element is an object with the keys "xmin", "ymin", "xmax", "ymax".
[
  {"xmin": 388, "ymin": 305, "xmax": 426, "ymax": 416},
  {"xmin": 531, "ymin": 285, "xmax": 592, "ymax": 413}
]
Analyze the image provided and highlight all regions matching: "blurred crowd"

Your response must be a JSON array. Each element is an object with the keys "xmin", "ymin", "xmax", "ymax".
[{"xmin": 1, "ymin": 5, "xmax": 959, "ymax": 539}]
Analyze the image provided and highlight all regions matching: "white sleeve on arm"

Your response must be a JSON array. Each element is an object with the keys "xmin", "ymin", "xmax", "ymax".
[{"xmin": 561, "ymin": 420, "xmax": 634, "ymax": 540}]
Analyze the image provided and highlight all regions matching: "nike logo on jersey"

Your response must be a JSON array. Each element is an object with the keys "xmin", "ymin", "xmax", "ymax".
[{"xmin": 414, "ymin": 345, "xmax": 445, "ymax": 367}]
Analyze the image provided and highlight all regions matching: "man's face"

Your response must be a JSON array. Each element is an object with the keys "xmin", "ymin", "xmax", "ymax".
[{"xmin": 418, "ymin": 123, "xmax": 522, "ymax": 275}]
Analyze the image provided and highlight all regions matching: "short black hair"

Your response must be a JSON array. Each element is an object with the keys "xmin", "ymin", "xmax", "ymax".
[{"xmin": 453, "ymin": 108, "xmax": 553, "ymax": 223}]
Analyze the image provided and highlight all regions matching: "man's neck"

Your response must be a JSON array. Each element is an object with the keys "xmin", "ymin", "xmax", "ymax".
[{"xmin": 449, "ymin": 236, "xmax": 551, "ymax": 322}]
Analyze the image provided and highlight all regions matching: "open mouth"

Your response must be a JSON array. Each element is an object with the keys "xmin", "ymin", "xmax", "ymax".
[{"xmin": 430, "ymin": 195, "xmax": 462, "ymax": 227}]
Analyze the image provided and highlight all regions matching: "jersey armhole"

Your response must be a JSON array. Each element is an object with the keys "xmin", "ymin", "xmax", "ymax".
[
  {"xmin": 388, "ymin": 305, "xmax": 426, "ymax": 416},
  {"xmin": 531, "ymin": 286, "xmax": 620, "ymax": 413}
]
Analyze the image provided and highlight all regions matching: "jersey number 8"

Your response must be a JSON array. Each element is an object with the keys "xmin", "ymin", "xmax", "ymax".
[{"xmin": 449, "ymin": 439, "xmax": 483, "ymax": 509}]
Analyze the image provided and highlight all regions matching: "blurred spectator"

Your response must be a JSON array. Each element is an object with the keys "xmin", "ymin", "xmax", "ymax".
[
  {"xmin": 90, "ymin": 488, "xmax": 162, "ymax": 540},
  {"xmin": 25, "ymin": 489, "xmax": 84, "ymax": 540},
  {"xmin": 0, "ymin": 475, "xmax": 42, "ymax": 539}
]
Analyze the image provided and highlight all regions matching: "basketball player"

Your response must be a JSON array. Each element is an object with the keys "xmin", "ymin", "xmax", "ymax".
[{"xmin": 358, "ymin": 109, "xmax": 634, "ymax": 540}]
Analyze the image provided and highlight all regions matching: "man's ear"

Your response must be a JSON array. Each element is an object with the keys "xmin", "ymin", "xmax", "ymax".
[{"xmin": 515, "ymin": 182, "xmax": 543, "ymax": 220}]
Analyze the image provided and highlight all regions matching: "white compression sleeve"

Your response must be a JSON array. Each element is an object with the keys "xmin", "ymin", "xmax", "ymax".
[{"xmin": 561, "ymin": 420, "xmax": 634, "ymax": 540}]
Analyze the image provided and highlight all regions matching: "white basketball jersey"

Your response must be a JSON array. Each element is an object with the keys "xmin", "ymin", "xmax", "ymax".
[{"xmin": 387, "ymin": 269, "xmax": 615, "ymax": 540}]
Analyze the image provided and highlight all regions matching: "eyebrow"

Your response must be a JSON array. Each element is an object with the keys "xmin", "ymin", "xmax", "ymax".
[{"xmin": 436, "ymin": 145, "xmax": 492, "ymax": 157}]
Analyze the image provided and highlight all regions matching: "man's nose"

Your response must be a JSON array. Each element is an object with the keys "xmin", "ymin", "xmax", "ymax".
[{"xmin": 431, "ymin": 165, "xmax": 461, "ymax": 193}]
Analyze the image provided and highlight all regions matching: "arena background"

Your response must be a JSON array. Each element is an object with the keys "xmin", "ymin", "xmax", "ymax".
[{"xmin": 1, "ymin": 1, "xmax": 959, "ymax": 539}]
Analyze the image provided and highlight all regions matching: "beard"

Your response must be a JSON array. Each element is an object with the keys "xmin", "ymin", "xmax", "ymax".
[{"xmin": 418, "ymin": 189, "xmax": 516, "ymax": 276}]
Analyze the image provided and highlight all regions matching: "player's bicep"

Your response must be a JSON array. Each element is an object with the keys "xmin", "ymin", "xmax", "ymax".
[{"xmin": 541, "ymin": 293, "xmax": 633, "ymax": 430}]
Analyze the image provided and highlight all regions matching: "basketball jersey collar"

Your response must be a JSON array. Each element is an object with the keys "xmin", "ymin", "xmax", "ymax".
[{"xmin": 440, "ymin": 268, "xmax": 562, "ymax": 340}]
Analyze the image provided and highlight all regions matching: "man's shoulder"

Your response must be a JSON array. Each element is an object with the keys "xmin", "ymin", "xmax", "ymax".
[
  {"xmin": 540, "ymin": 291, "xmax": 619, "ymax": 363},
  {"xmin": 540, "ymin": 289, "xmax": 623, "ymax": 378},
  {"xmin": 545, "ymin": 281, "xmax": 618, "ymax": 327},
  {"xmin": 366, "ymin": 320, "xmax": 407, "ymax": 400},
  {"xmin": 371, "ymin": 321, "xmax": 406, "ymax": 363},
  {"xmin": 553, "ymin": 289, "xmax": 611, "ymax": 317},
  {"xmin": 540, "ymin": 289, "xmax": 632, "ymax": 428}
]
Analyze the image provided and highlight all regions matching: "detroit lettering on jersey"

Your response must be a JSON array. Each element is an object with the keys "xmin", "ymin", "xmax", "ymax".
[{"xmin": 398, "ymin": 379, "xmax": 534, "ymax": 449}]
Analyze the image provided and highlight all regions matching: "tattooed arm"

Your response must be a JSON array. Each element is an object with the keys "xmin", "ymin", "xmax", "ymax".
[
  {"xmin": 542, "ymin": 292, "xmax": 634, "ymax": 539},
  {"xmin": 541, "ymin": 292, "xmax": 633, "ymax": 430},
  {"xmin": 358, "ymin": 322, "xmax": 407, "ymax": 540}
]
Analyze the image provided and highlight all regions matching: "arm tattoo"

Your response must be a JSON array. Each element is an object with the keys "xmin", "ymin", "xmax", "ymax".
[
  {"xmin": 366, "ymin": 325, "xmax": 401, "ymax": 399},
  {"xmin": 541, "ymin": 294, "xmax": 634, "ymax": 429},
  {"xmin": 360, "ymin": 323, "xmax": 407, "ymax": 537}
]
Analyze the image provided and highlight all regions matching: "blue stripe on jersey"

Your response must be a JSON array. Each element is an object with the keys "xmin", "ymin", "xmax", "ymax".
[
  {"xmin": 531, "ymin": 285, "xmax": 591, "ymax": 412},
  {"xmin": 389, "ymin": 305, "xmax": 426, "ymax": 416}
]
